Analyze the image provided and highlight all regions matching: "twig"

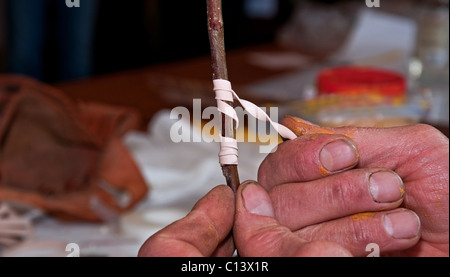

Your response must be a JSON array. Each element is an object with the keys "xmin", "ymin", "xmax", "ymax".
[{"xmin": 207, "ymin": 0, "xmax": 240, "ymax": 193}]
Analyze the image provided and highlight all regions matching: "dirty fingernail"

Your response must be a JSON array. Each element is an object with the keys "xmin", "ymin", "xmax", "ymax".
[
  {"xmin": 320, "ymin": 139, "xmax": 358, "ymax": 172},
  {"xmin": 369, "ymin": 170, "xmax": 405, "ymax": 203}
]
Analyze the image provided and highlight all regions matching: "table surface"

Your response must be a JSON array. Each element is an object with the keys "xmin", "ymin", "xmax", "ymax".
[
  {"xmin": 3, "ymin": 42, "xmax": 448, "ymax": 257},
  {"xmin": 54, "ymin": 44, "xmax": 310, "ymax": 119},
  {"xmin": 54, "ymin": 43, "xmax": 449, "ymax": 137}
]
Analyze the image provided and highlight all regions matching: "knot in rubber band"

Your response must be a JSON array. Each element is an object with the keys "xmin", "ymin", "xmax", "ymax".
[{"xmin": 213, "ymin": 79, "xmax": 297, "ymax": 166}]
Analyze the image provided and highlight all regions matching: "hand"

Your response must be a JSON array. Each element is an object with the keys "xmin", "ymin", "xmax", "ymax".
[
  {"xmin": 138, "ymin": 185, "xmax": 235, "ymax": 257},
  {"xmin": 138, "ymin": 184, "xmax": 352, "ymax": 257},
  {"xmin": 258, "ymin": 123, "xmax": 449, "ymax": 256},
  {"xmin": 0, "ymin": 203, "xmax": 32, "ymax": 247},
  {"xmin": 233, "ymin": 181, "xmax": 351, "ymax": 256}
]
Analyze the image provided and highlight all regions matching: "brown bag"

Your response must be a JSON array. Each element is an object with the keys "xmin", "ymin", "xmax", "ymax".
[{"xmin": 0, "ymin": 74, "xmax": 149, "ymax": 222}]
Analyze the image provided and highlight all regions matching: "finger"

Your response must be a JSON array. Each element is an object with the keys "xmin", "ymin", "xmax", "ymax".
[
  {"xmin": 258, "ymin": 134, "xmax": 359, "ymax": 190},
  {"xmin": 210, "ymin": 233, "xmax": 235, "ymax": 257},
  {"xmin": 234, "ymin": 181, "xmax": 352, "ymax": 257},
  {"xmin": 0, "ymin": 237, "xmax": 21, "ymax": 246},
  {"xmin": 270, "ymin": 168, "xmax": 405, "ymax": 230},
  {"xmin": 0, "ymin": 218, "xmax": 32, "ymax": 227},
  {"xmin": 0, "ymin": 204, "xmax": 18, "ymax": 219},
  {"xmin": 333, "ymin": 124, "xmax": 449, "ymax": 238},
  {"xmin": 295, "ymin": 208, "xmax": 421, "ymax": 257},
  {"xmin": 0, "ymin": 203, "xmax": 9, "ymax": 214},
  {"xmin": 138, "ymin": 185, "xmax": 235, "ymax": 257},
  {"xmin": 332, "ymin": 124, "xmax": 448, "ymax": 171},
  {"xmin": 0, "ymin": 228, "xmax": 31, "ymax": 237}
]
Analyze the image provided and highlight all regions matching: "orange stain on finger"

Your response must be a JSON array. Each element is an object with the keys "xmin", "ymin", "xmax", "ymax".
[
  {"xmin": 281, "ymin": 115, "xmax": 360, "ymax": 178},
  {"xmin": 351, "ymin": 212, "xmax": 376, "ymax": 221},
  {"xmin": 281, "ymin": 115, "xmax": 334, "ymax": 137},
  {"xmin": 343, "ymin": 127, "xmax": 357, "ymax": 138},
  {"xmin": 399, "ymin": 186, "xmax": 405, "ymax": 196},
  {"xmin": 318, "ymin": 165, "xmax": 330, "ymax": 176}
]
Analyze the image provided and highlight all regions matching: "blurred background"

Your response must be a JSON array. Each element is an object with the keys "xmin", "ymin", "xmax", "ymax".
[
  {"xmin": 0, "ymin": 0, "xmax": 296, "ymax": 82},
  {"xmin": 0, "ymin": 0, "xmax": 448, "ymax": 125},
  {"xmin": 0, "ymin": 0, "xmax": 448, "ymax": 257}
]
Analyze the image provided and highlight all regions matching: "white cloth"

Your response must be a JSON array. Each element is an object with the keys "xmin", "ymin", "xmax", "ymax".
[
  {"xmin": 123, "ymin": 109, "xmax": 269, "ymax": 210},
  {"xmin": 1, "ymin": 109, "xmax": 270, "ymax": 257}
]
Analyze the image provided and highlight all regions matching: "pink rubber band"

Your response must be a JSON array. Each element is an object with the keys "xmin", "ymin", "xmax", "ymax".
[{"xmin": 213, "ymin": 79, "xmax": 297, "ymax": 165}]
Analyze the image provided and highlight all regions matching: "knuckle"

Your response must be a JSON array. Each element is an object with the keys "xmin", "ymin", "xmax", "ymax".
[
  {"xmin": 410, "ymin": 124, "xmax": 448, "ymax": 145},
  {"xmin": 327, "ymin": 177, "xmax": 361, "ymax": 207},
  {"xmin": 242, "ymin": 225, "xmax": 292, "ymax": 256}
]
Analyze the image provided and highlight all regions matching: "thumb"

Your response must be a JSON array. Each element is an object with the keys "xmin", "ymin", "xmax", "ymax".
[{"xmin": 234, "ymin": 180, "xmax": 352, "ymax": 257}]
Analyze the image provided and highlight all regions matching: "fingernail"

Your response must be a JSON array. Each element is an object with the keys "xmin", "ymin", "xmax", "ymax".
[
  {"xmin": 241, "ymin": 182, "xmax": 274, "ymax": 217},
  {"xmin": 369, "ymin": 171, "xmax": 405, "ymax": 203},
  {"xmin": 320, "ymin": 139, "xmax": 358, "ymax": 172},
  {"xmin": 383, "ymin": 210, "xmax": 420, "ymax": 239}
]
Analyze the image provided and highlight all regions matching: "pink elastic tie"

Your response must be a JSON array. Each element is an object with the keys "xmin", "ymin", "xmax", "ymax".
[{"xmin": 214, "ymin": 79, "xmax": 297, "ymax": 165}]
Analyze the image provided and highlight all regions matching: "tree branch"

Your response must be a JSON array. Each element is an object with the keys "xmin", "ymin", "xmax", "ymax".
[{"xmin": 207, "ymin": 0, "xmax": 240, "ymax": 193}]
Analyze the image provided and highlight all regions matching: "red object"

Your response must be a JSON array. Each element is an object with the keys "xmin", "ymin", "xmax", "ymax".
[{"xmin": 317, "ymin": 67, "xmax": 406, "ymax": 97}]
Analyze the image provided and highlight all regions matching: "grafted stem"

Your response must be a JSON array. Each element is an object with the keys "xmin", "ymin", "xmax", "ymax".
[{"xmin": 207, "ymin": 0, "xmax": 240, "ymax": 193}]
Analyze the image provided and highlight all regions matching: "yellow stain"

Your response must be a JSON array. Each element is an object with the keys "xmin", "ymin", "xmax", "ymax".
[
  {"xmin": 318, "ymin": 165, "xmax": 330, "ymax": 176},
  {"xmin": 399, "ymin": 186, "xmax": 405, "ymax": 196},
  {"xmin": 351, "ymin": 212, "xmax": 376, "ymax": 221}
]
